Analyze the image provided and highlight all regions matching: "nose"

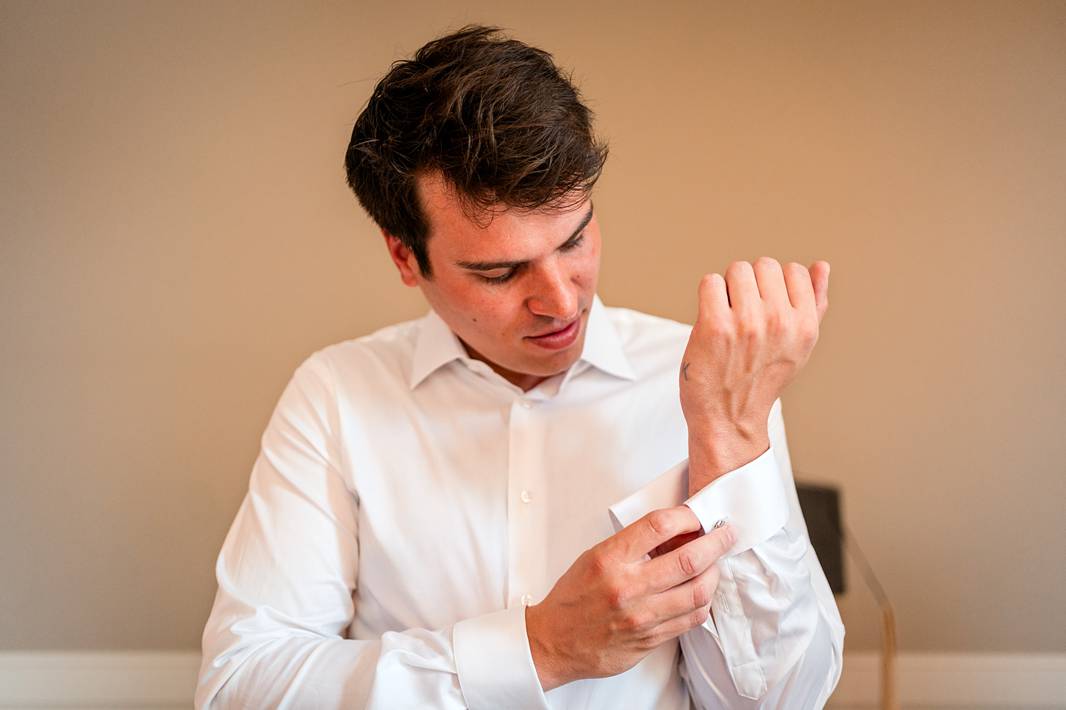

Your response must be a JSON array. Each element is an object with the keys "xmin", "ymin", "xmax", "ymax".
[{"xmin": 526, "ymin": 257, "xmax": 579, "ymax": 322}]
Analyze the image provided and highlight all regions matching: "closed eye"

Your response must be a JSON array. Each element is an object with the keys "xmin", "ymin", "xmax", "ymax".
[
  {"xmin": 472, "ymin": 226, "xmax": 588, "ymax": 286},
  {"xmin": 559, "ymin": 233, "xmax": 585, "ymax": 252},
  {"xmin": 478, "ymin": 267, "xmax": 519, "ymax": 284}
]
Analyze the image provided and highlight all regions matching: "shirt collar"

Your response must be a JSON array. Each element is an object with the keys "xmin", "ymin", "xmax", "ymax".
[
  {"xmin": 579, "ymin": 294, "xmax": 636, "ymax": 382},
  {"xmin": 408, "ymin": 293, "xmax": 636, "ymax": 390},
  {"xmin": 409, "ymin": 307, "xmax": 469, "ymax": 389}
]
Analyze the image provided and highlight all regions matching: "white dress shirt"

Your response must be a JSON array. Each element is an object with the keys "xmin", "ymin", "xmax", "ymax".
[{"xmin": 195, "ymin": 295, "xmax": 844, "ymax": 709}]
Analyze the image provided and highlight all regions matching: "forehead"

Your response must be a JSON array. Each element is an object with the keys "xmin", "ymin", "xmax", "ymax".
[{"xmin": 415, "ymin": 171, "xmax": 590, "ymax": 259}]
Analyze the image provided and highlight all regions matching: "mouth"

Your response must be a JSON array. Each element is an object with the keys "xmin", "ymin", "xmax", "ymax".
[{"xmin": 524, "ymin": 315, "xmax": 582, "ymax": 351}]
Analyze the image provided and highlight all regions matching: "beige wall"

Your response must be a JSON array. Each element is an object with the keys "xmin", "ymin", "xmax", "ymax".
[{"xmin": 2, "ymin": 0, "xmax": 1063, "ymax": 655}]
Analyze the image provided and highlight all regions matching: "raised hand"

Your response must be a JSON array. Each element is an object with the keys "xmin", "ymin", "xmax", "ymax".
[{"xmin": 680, "ymin": 258, "xmax": 830, "ymax": 493}]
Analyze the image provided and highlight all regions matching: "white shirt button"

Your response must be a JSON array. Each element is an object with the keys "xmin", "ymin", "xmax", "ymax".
[
  {"xmin": 519, "ymin": 399, "xmax": 532, "ymax": 409},
  {"xmin": 520, "ymin": 489, "xmax": 532, "ymax": 504},
  {"xmin": 521, "ymin": 594, "xmax": 534, "ymax": 607}
]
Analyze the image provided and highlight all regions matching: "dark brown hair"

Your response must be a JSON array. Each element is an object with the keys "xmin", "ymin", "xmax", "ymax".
[{"xmin": 344, "ymin": 25, "xmax": 608, "ymax": 276}]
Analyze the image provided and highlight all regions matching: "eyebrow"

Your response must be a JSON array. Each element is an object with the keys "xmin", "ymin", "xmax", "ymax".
[{"xmin": 455, "ymin": 203, "xmax": 594, "ymax": 271}]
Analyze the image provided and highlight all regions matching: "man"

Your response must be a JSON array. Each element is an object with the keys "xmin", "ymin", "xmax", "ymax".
[{"xmin": 196, "ymin": 25, "xmax": 844, "ymax": 709}]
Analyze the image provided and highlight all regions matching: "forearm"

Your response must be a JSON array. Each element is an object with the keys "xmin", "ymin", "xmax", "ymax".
[
  {"xmin": 197, "ymin": 634, "xmax": 388, "ymax": 709},
  {"xmin": 197, "ymin": 604, "xmax": 547, "ymax": 709}
]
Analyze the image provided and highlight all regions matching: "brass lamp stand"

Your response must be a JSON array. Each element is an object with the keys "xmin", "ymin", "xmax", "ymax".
[{"xmin": 795, "ymin": 480, "xmax": 898, "ymax": 710}]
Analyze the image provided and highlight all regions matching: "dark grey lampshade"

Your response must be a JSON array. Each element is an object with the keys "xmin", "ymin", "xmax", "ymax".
[{"xmin": 796, "ymin": 483, "xmax": 845, "ymax": 594}]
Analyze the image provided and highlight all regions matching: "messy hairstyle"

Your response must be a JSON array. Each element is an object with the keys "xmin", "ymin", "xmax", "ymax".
[{"xmin": 344, "ymin": 25, "xmax": 608, "ymax": 276}]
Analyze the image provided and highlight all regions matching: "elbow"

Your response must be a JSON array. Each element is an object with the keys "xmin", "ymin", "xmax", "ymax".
[
  {"xmin": 759, "ymin": 609, "xmax": 846, "ymax": 707},
  {"xmin": 195, "ymin": 620, "xmax": 275, "ymax": 710},
  {"xmin": 194, "ymin": 649, "xmax": 242, "ymax": 710}
]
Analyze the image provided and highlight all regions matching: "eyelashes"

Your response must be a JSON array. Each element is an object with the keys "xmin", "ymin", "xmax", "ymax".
[
  {"xmin": 477, "ymin": 235, "xmax": 586, "ymax": 286},
  {"xmin": 480, "ymin": 270, "xmax": 517, "ymax": 284},
  {"xmin": 561, "ymin": 234, "xmax": 586, "ymax": 253}
]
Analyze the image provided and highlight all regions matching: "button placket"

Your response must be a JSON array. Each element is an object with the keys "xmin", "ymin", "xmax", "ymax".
[{"xmin": 506, "ymin": 397, "xmax": 547, "ymax": 610}]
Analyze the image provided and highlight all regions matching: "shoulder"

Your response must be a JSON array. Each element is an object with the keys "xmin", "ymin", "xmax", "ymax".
[{"xmin": 292, "ymin": 314, "xmax": 424, "ymax": 392}]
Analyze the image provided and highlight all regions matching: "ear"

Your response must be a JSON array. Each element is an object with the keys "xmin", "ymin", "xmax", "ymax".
[{"xmin": 382, "ymin": 231, "xmax": 422, "ymax": 287}]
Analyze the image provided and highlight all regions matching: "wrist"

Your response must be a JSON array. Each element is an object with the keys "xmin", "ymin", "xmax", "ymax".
[
  {"xmin": 525, "ymin": 604, "xmax": 566, "ymax": 692},
  {"xmin": 687, "ymin": 425, "xmax": 769, "ymax": 490}
]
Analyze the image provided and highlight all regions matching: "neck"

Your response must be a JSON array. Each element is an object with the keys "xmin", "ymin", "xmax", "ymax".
[{"xmin": 460, "ymin": 341, "xmax": 547, "ymax": 392}]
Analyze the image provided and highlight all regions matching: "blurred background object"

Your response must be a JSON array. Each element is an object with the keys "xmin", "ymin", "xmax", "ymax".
[{"xmin": 798, "ymin": 481, "xmax": 898, "ymax": 710}]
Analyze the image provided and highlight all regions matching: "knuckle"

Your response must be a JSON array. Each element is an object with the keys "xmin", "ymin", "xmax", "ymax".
[
  {"xmin": 636, "ymin": 631, "xmax": 660, "ymax": 651},
  {"xmin": 691, "ymin": 607, "xmax": 711, "ymax": 627},
  {"xmin": 705, "ymin": 317, "xmax": 735, "ymax": 339},
  {"xmin": 766, "ymin": 309, "xmax": 786, "ymax": 335},
  {"xmin": 797, "ymin": 318, "xmax": 820, "ymax": 346},
  {"xmin": 586, "ymin": 548, "xmax": 613, "ymax": 577},
  {"xmin": 716, "ymin": 531, "xmax": 735, "ymax": 557},
  {"xmin": 676, "ymin": 548, "xmax": 698, "ymax": 577},
  {"xmin": 623, "ymin": 609, "xmax": 650, "ymax": 631},
  {"xmin": 692, "ymin": 579, "xmax": 712, "ymax": 608},
  {"xmin": 645, "ymin": 510, "xmax": 674, "ymax": 539},
  {"xmin": 605, "ymin": 580, "xmax": 629, "ymax": 610},
  {"xmin": 736, "ymin": 317, "xmax": 765, "ymax": 340},
  {"xmin": 697, "ymin": 273, "xmax": 724, "ymax": 306}
]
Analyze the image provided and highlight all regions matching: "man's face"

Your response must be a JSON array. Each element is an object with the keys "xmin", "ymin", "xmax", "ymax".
[{"xmin": 386, "ymin": 171, "xmax": 602, "ymax": 390}]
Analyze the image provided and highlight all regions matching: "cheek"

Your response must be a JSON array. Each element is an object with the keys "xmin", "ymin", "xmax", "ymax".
[
  {"xmin": 464, "ymin": 292, "xmax": 516, "ymax": 331},
  {"xmin": 576, "ymin": 246, "xmax": 601, "ymax": 285}
]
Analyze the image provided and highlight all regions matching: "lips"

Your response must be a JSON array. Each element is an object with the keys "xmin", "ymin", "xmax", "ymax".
[
  {"xmin": 524, "ymin": 315, "xmax": 582, "ymax": 351},
  {"xmin": 529, "ymin": 320, "xmax": 578, "ymax": 339}
]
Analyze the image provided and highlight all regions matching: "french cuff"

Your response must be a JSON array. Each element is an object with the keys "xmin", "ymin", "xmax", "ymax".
[
  {"xmin": 453, "ymin": 605, "xmax": 550, "ymax": 710},
  {"xmin": 608, "ymin": 446, "xmax": 789, "ymax": 556}
]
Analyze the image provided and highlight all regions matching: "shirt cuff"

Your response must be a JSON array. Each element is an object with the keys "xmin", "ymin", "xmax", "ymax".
[
  {"xmin": 453, "ymin": 605, "xmax": 550, "ymax": 710},
  {"xmin": 607, "ymin": 446, "xmax": 790, "ymax": 555}
]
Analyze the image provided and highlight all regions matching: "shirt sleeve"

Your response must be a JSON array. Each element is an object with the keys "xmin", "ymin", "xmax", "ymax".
[
  {"xmin": 606, "ymin": 398, "xmax": 845, "ymax": 708},
  {"xmin": 195, "ymin": 355, "xmax": 549, "ymax": 710}
]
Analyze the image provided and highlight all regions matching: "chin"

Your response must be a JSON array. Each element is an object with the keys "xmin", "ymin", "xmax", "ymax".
[{"xmin": 520, "ymin": 344, "xmax": 584, "ymax": 376}]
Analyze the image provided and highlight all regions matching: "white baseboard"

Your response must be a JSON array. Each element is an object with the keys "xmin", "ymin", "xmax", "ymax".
[
  {"xmin": 827, "ymin": 651, "xmax": 1066, "ymax": 708},
  {"xmin": 0, "ymin": 651, "xmax": 1062, "ymax": 708},
  {"xmin": 0, "ymin": 651, "xmax": 199, "ymax": 709}
]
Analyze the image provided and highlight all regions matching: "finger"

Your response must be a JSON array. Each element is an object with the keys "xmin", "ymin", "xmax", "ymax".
[
  {"xmin": 637, "ymin": 524, "xmax": 735, "ymax": 594},
  {"xmin": 647, "ymin": 562, "xmax": 721, "ymax": 624},
  {"xmin": 696, "ymin": 272, "xmax": 731, "ymax": 323},
  {"xmin": 653, "ymin": 605, "xmax": 713, "ymax": 643},
  {"xmin": 609, "ymin": 507, "xmax": 703, "ymax": 562},
  {"xmin": 644, "ymin": 589, "xmax": 716, "ymax": 643},
  {"xmin": 724, "ymin": 261, "xmax": 760, "ymax": 315},
  {"xmin": 809, "ymin": 260, "xmax": 830, "ymax": 322},
  {"xmin": 752, "ymin": 257, "xmax": 789, "ymax": 309},
  {"xmin": 651, "ymin": 530, "xmax": 702, "ymax": 559},
  {"xmin": 782, "ymin": 261, "xmax": 815, "ymax": 313}
]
